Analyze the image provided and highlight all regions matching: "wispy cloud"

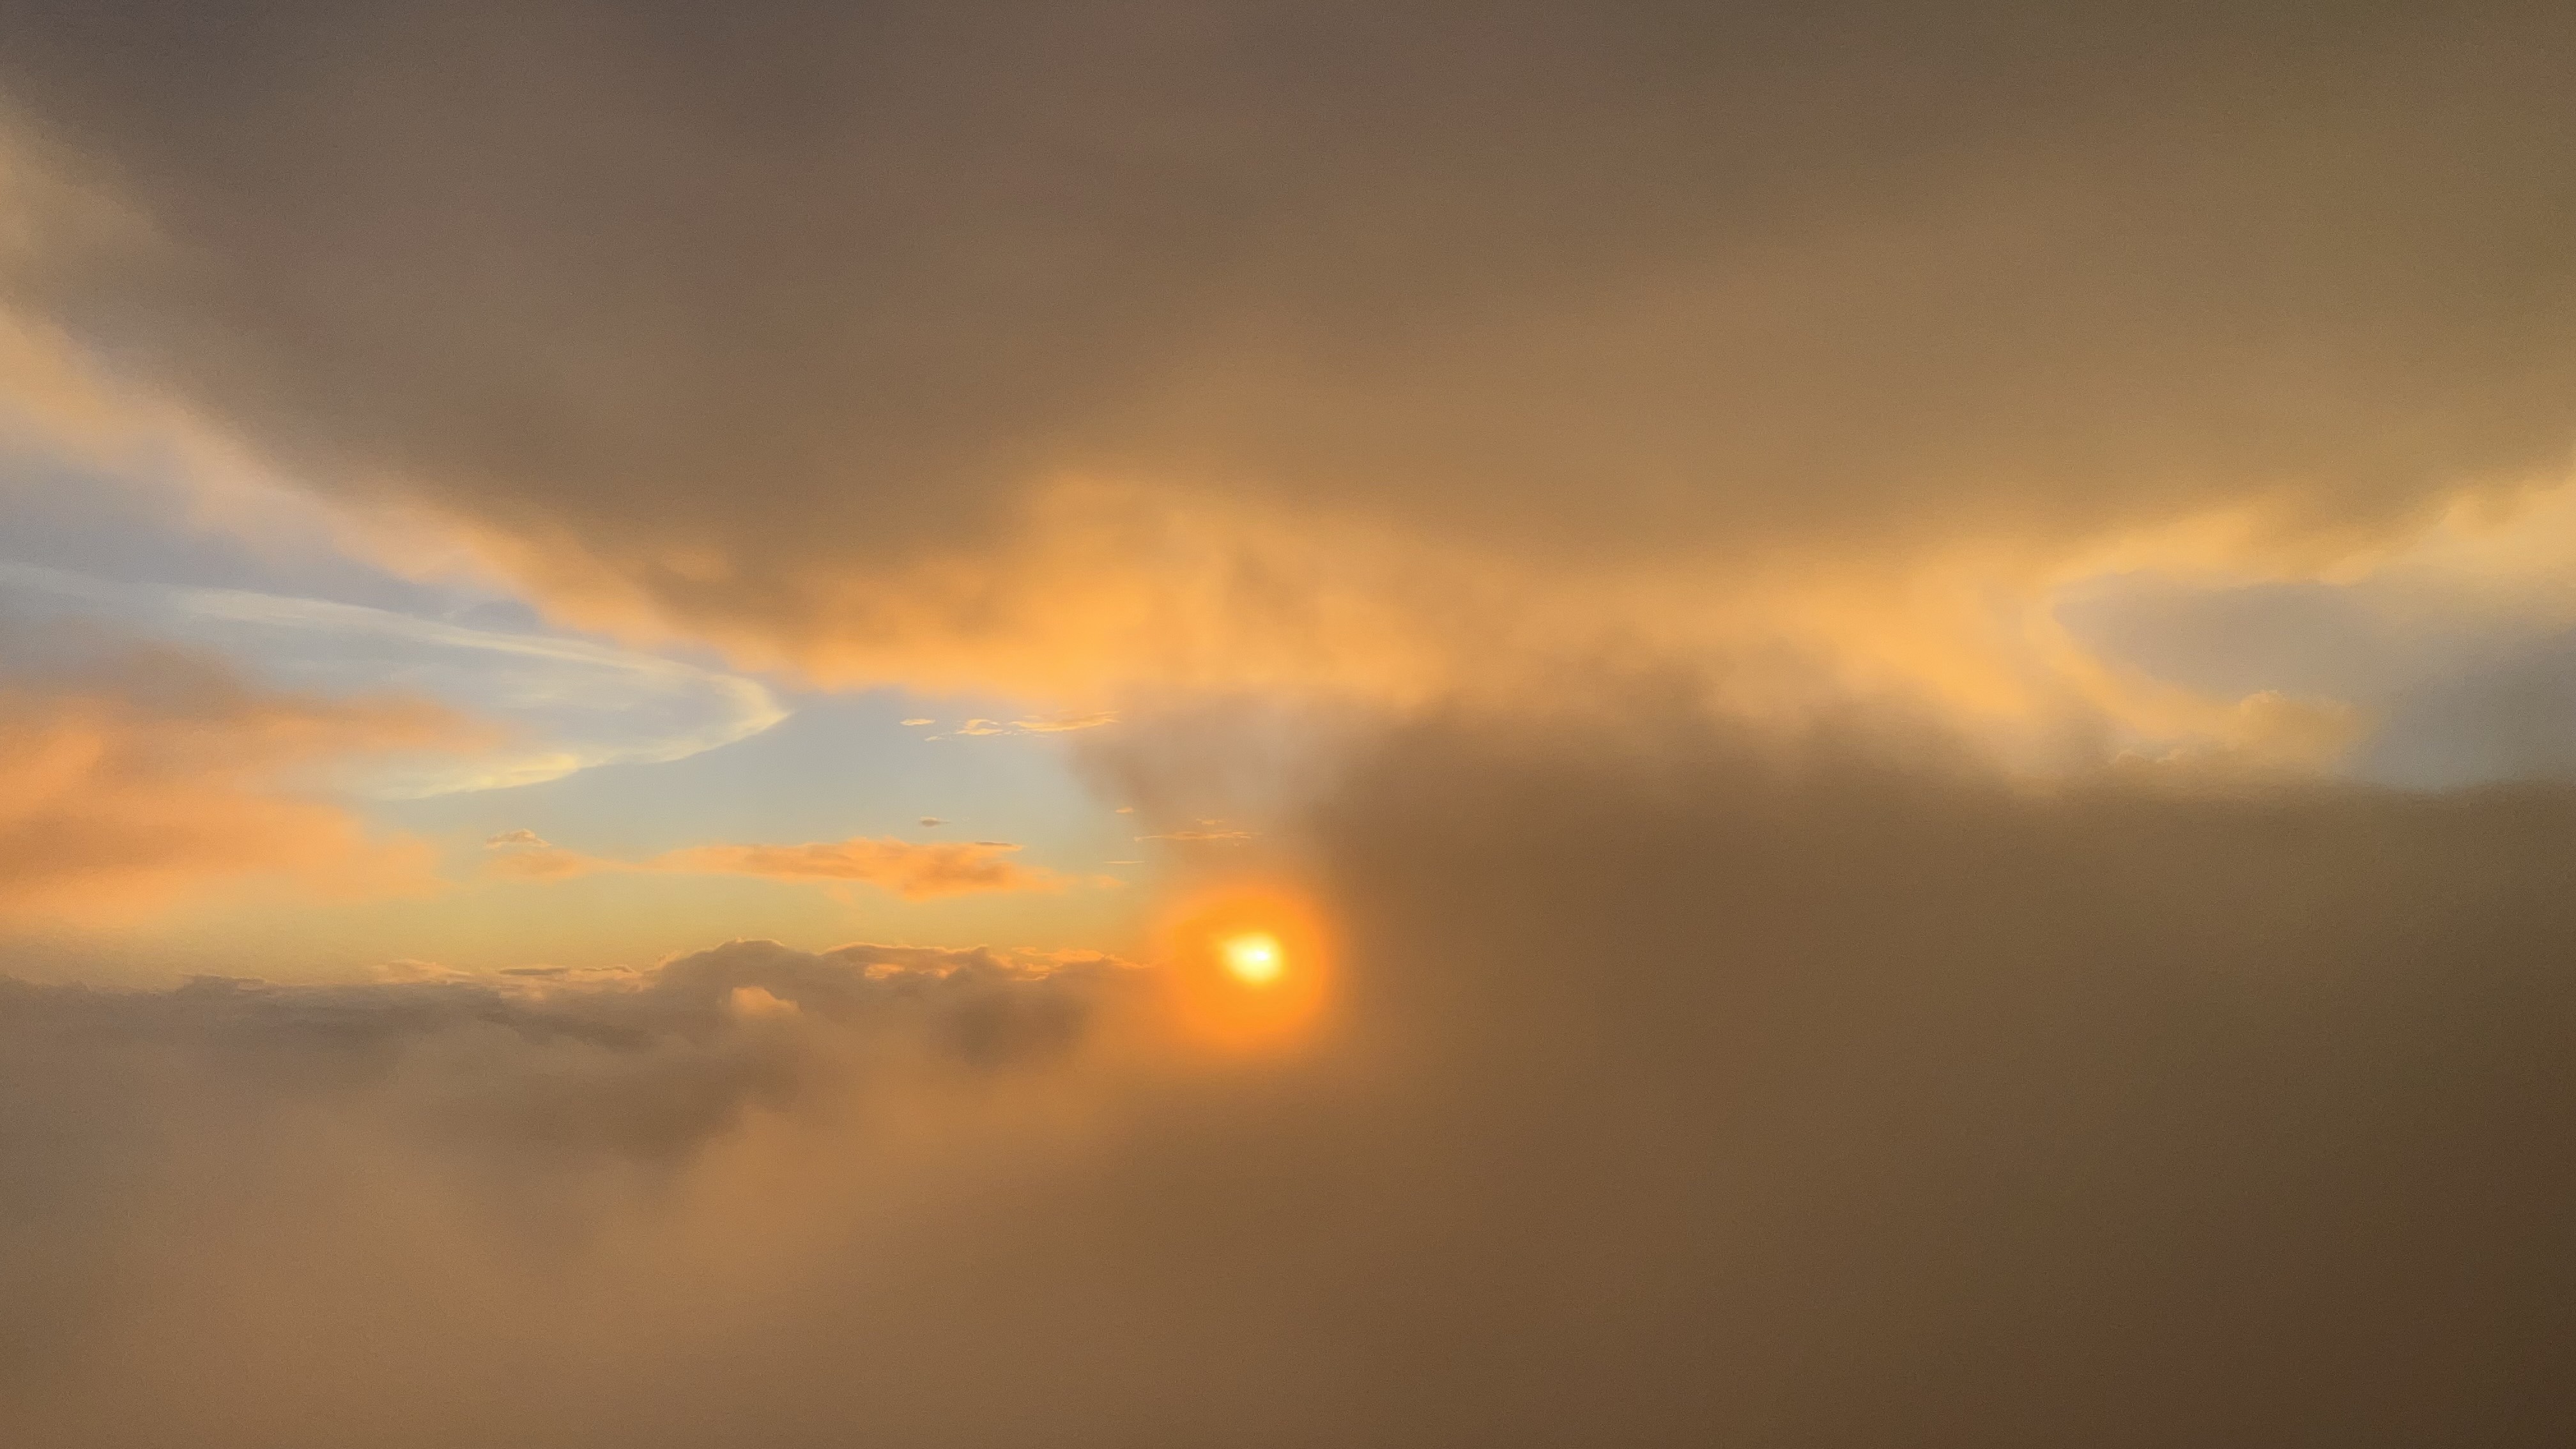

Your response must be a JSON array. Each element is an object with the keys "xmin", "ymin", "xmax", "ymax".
[
  {"xmin": 0, "ymin": 657, "xmax": 464, "ymax": 926},
  {"xmin": 487, "ymin": 835, "xmax": 1079, "ymax": 900},
  {"xmin": 1011, "ymin": 710, "xmax": 1118, "ymax": 733},
  {"xmin": 0, "ymin": 562, "xmax": 786, "ymax": 795},
  {"xmin": 944, "ymin": 712, "xmax": 1119, "ymax": 739}
]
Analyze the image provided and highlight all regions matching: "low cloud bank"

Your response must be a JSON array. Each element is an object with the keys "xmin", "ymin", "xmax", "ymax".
[{"xmin": 6, "ymin": 708, "xmax": 2575, "ymax": 1445}]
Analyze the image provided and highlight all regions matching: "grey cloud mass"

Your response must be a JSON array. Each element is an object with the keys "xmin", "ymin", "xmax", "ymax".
[
  {"xmin": 6, "ymin": 707, "xmax": 2574, "ymax": 1445},
  {"xmin": 0, "ymin": 3, "xmax": 2570, "ymax": 672}
]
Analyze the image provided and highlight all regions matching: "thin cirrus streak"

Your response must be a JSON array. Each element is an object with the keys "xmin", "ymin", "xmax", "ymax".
[
  {"xmin": 485, "ymin": 834, "xmax": 1083, "ymax": 900},
  {"xmin": 0, "ymin": 561, "xmax": 786, "ymax": 795}
]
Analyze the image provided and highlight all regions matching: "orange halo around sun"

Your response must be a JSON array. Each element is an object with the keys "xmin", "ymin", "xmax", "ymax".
[{"xmin": 1157, "ymin": 884, "xmax": 1335, "ymax": 1050}]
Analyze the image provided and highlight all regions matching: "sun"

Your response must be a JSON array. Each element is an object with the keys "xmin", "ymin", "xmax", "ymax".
[
  {"xmin": 1157, "ymin": 884, "xmax": 1334, "ymax": 1048},
  {"xmin": 1222, "ymin": 932, "xmax": 1284, "ymax": 986}
]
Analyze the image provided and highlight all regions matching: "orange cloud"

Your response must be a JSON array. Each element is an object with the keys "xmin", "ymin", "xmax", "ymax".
[
  {"xmin": 1011, "ymin": 710, "xmax": 1118, "ymax": 733},
  {"xmin": 486, "ymin": 834, "xmax": 1074, "ymax": 901},
  {"xmin": 0, "ymin": 659, "xmax": 468, "ymax": 927},
  {"xmin": 657, "ymin": 839, "xmax": 1064, "ymax": 899},
  {"xmin": 6, "ymin": 8, "xmax": 2572, "ymax": 772},
  {"xmin": 481, "ymin": 844, "xmax": 599, "ymax": 883}
]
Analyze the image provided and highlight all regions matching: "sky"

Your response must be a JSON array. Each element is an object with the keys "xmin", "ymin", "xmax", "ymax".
[{"xmin": 3, "ymin": 3, "xmax": 2575, "ymax": 1444}]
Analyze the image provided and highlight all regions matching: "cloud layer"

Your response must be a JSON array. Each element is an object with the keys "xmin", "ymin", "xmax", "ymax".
[
  {"xmin": 7, "ymin": 707, "xmax": 2573, "ymax": 1445},
  {"xmin": 3, "ymin": 3, "xmax": 2571, "ymax": 722},
  {"xmin": 0, "ymin": 651, "xmax": 464, "ymax": 926},
  {"xmin": 4, "ymin": 10, "xmax": 2574, "ymax": 1441}
]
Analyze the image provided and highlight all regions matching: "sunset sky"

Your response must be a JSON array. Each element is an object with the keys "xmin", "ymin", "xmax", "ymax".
[{"xmin": 4, "ymin": 4, "xmax": 2575, "ymax": 1445}]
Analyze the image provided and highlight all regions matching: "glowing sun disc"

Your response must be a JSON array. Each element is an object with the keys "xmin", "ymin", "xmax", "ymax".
[
  {"xmin": 1222, "ymin": 933, "xmax": 1284, "ymax": 985},
  {"xmin": 1159, "ymin": 884, "xmax": 1333, "ymax": 1049}
]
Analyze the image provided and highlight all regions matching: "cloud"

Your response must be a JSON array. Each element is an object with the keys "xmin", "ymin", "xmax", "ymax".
[
  {"xmin": 479, "ymin": 843, "xmax": 597, "ymax": 883},
  {"xmin": 0, "ymin": 934, "xmax": 1122, "ymax": 1154},
  {"xmin": 900, "ymin": 718, "xmax": 934, "ymax": 727},
  {"xmin": 1, "ymin": 4, "xmax": 2570, "ymax": 751},
  {"xmin": 0, "ymin": 652, "xmax": 468, "ymax": 928},
  {"xmin": 488, "ymin": 835, "xmax": 1078, "ymax": 901},
  {"xmin": 2056, "ymin": 519, "xmax": 2576, "ymax": 790},
  {"xmin": 0, "ymin": 562, "xmax": 787, "ymax": 794},
  {"xmin": 943, "ymin": 711, "xmax": 1121, "ymax": 739},
  {"xmin": 655, "ymin": 839, "xmax": 1066, "ymax": 900},
  {"xmin": 5, "ymin": 8, "xmax": 2576, "ymax": 1441},
  {"xmin": 1011, "ymin": 710, "xmax": 1118, "ymax": 733},
  {"xmin": 483, "ymin": 828, "xmax": 549, "ymax": 848},
  {"xmin": 727, "ymin": 983, "xmax": 797, "ymax": 1018},
  {"xmin": 915, "ymin": 816, "xmax": 944, "ymax": 827},
  {"xmin": 6, "ymin": 706, "xmax": 2576, "ymax": 1443}
]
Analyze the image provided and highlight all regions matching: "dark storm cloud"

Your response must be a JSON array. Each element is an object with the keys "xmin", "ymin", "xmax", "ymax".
[
  {"xmin": 6, "ymin": 705, "xmax": 2573, "ymax": 1445},
  {"xmin": 1, "ymin": 2, "xmax": 2571, "ymax": 670}
]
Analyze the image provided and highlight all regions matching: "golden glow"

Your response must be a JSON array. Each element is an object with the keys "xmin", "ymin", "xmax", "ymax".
[
  {"xmin": 1157, "ymin": 884, "xmax": 1335, "ymax": 1050},
  {"xmin": 1222, "ymin": 932, "xmax": 1283, "ymax": 985}
]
